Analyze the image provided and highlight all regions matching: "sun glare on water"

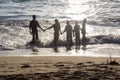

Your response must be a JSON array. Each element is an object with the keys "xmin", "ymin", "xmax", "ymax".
[{"xmin": 65, "ymin": 0, "xmax": 90, "ymax": 20}]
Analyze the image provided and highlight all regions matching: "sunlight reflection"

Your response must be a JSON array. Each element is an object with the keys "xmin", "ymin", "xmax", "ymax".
[
  {"xmin": 86, "ymin": 25, "xmax": 94, "ymax": 36},
  {"xmin": 65, "ymin": 0, "xmax": 90, "ymax": 20}
]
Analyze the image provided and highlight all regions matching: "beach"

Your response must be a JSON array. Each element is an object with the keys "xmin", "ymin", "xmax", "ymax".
[
  {"xmin": 0, "ymin": 20, "xmax": 120, "ymax": 80},
  {"xmin": 0, "ymin": 0, "xmax": 120, "ymax": 79},
  {"xmin": 0, "ymin": 56, "xmax": 120, "ymax": 80}
]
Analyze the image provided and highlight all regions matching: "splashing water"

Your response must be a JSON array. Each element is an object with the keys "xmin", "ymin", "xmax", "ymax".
[{"xmin": 0, "ymin": 0, "xmax": 120, "ymax": 57}]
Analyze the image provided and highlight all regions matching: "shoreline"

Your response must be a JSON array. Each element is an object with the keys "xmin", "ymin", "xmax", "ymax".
[
  {"xmin": 0, "ymin": 45, "xmax": 120, "ymax": 57},
  {"xmin": 0, "ymin": 56, "xmax": 120, "ymax": 61}
]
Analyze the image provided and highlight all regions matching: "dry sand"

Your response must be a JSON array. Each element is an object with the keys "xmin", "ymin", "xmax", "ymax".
[{"xmin": 0, "ymin": 56, "xmax": 120, "ymax": 80}]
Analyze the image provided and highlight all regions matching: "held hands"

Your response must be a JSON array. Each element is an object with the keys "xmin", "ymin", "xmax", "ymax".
[
  {"xmin": 43, "ymin": 29, "xmax": 45, "ymax": 32},
  {"xmin": 43, "ymin": 28, "xmax": 48, "ymax": 32},
  {"xmin": 42, "ymin": 28, "xmax": 47, "ymax": 32}
]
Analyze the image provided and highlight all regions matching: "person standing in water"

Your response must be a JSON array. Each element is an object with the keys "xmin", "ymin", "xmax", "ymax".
[
  {"xmin": 62, "ymin": 20, "xmax": 73, "ymax": 51},
  {"xmin": 73, "ymin": 21, "xmax": 81, "ymax": 51},
  {"xmin": 45, "ymin": 19, "xmax": 61, "ymax": 52},
  {"xmin": 81, "ymin": 19, "xmax": 87, "ymax": 48},
  {"xmin": 29, "ymin": 15, "xmax": 45, "ymax": 44}
]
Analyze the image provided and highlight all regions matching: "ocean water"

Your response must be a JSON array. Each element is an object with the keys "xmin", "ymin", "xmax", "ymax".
[
  {"xmin": 0, "ymin": 0, "xmax": 120, "ymax": 57},
  {"xmin": 0, "ymin": 0, "xmax": 120, "ymax": 24}
]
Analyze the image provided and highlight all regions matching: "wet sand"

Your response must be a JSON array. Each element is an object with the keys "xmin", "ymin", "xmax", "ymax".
[{"xmin": 0, "ymin": 56, "xmax": 120, "ymax": 80}]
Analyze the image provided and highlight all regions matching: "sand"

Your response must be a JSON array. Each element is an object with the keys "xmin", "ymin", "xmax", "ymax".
[{"xmin": 0, "ymin": 56, "xmax": 120, "ymax": 80}]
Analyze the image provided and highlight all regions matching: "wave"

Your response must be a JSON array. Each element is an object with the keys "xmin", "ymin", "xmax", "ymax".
[
  {"xmin": 0, "ymin": 0, "xmax": 31, "ymax": 3},
  {"xmin": 0, "ymin": 0, "xmax": 54, "ymax": 3},
  {"xmin": 1, "ymin": 34, "xmax": 120, "ymax": 51},
  {"xmin": 12, "ymin": 0, "xmax": 30, "ymax": 3},
  {"xmin": 90, "ymin": 35, "xmax": 120, "ymax": 44},
  {"xmin": 0, "ymin": 0, "xmax": 120, "ymax": 27},
  {"xmin": 0, "ymin": 20, "xmax": 120, "ymax": 51},
  {"xmin": 99, "ymin": 0, "xmax": 120, "ymax": 3}
]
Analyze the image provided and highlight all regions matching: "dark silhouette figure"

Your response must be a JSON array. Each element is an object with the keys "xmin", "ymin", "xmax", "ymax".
[
  {"xmin": 45, "ymin": 19, "xmax": 61, "ymax": 52},
  {"xmin": 62, "ymin": 20, "xmax": 73, "ymax": 51},
  {"xmin": 81, "ymin": 19, "xmax": 87, "ymax": 49},
  {"xmin": 29, "ymin": 15, "xmax": 44, "ymax": 44},
  {"xmin": 73, "ymin": 21, "xmax": 81, "ymax": 51}
]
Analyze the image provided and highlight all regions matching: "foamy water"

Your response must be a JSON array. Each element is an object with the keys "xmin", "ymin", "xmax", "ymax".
[{"xmin": 0, "ymin": 0, "xmax": 120, "ymax": 57}]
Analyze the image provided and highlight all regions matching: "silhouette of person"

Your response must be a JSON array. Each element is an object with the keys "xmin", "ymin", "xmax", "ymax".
[
  {"xmin": 62, "ymin": 20, "xmax": 73, "ymax": 51},
  {"xmin": 73, "ymin": 21, "xmax": 81, "ymax": 51},
  {"xmin": 81, "ymin": 19, "xmax": 87, "ymax": 48},
  {"xmin": 29, "ymin": 15, "xmax": 45, "ymax": 44},
  {"xmin": 45, "ymin": 19, "xmax": 61, "ymax": 52}
]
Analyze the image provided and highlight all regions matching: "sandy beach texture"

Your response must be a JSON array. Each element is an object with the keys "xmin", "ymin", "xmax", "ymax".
[{"xmin": 0, "ymin": 56, "xmax": 120, "ymax": 80}]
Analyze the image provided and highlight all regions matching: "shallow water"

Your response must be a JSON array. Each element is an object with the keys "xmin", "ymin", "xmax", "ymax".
[
  {"xmin": 0, "ymin": 44, "xmax": 120, "ymax": 57},
  {"xmin": 0, "ymin": 20, "xmax": 120, "ymax": 57},
  {"xmin": 0, "ymin": 0, "xmax": 120, "ymax": 57}
]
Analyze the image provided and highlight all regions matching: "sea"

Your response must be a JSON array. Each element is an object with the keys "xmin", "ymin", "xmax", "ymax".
[{"xmin": 0, "ymin": 0, "xmax": 120, "ymax": 57}]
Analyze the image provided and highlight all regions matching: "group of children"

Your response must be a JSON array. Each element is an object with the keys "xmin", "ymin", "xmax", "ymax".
[{"xmin": 29, "ymin": 15, "xmax": 86, "ymax": 51}]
